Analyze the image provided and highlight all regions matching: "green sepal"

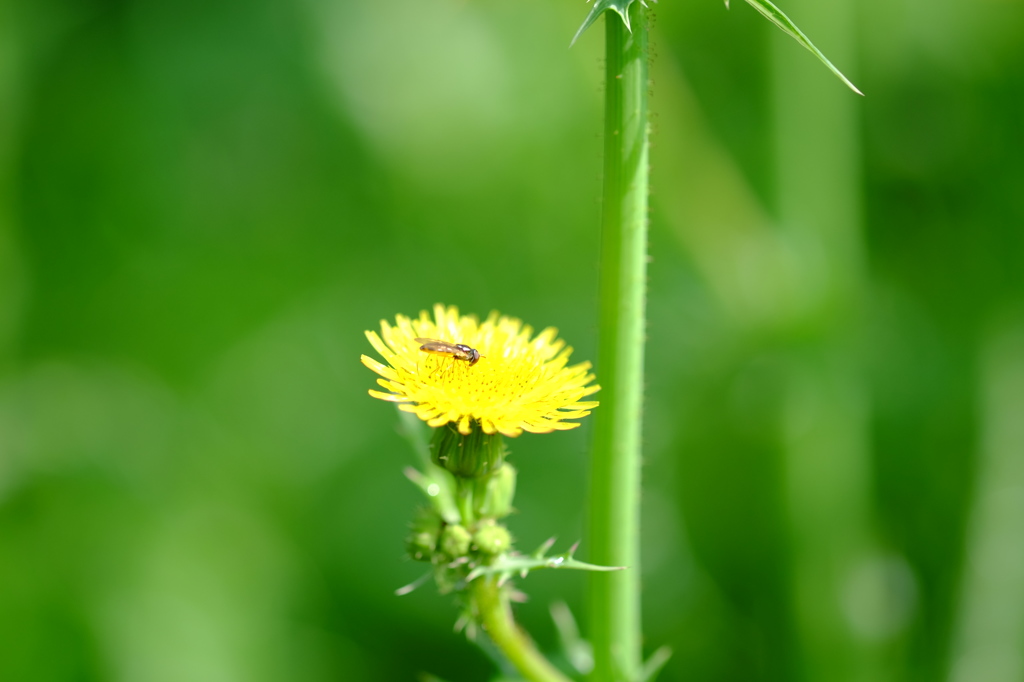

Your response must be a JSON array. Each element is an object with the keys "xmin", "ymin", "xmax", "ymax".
[
  {"xmin": 736, "ymin": 0, "xmax": 863, "ymax": 95},
  {"xmin": 473, "ymin": 463, "xmax": 517, "ymax": 519},
  {"xmin": 431, "ymin": 422, "xmax": 506, "ymax": 479},
  {"xmin": 398, "ymin": 409, "xmax": 462, "ymax": 523},
  {"xmin": 571, "ymin": 0, "xmax": 651, "ymax": 47},
  {"xmin": 404, "ymin": 465, "xmax": 460, "ymax": 525},
  {"xmin": 466, "ymin": 539, "xmax": 624, "ymax": 584}
]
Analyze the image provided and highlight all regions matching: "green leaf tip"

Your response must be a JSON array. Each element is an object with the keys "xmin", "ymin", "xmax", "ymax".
[
  {"xmin": 571, "ymin": 0, "xmax": 654, "ymax": 47},
  {"xmin": 740, "ymin": 0, "xmax": 863, "ymax": 95}
]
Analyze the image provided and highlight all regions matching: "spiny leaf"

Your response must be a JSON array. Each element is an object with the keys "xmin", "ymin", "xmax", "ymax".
[
  {"xmin": 466, "ymin": 540, "xmax": 624, "ymax": 583},
  {"xmin": 738, "ymin": 0, "xmax": 863, "ymax": 94},
  {"xmin": 571, "ymin": 0, "xmax": 652, "ymax": 47}
]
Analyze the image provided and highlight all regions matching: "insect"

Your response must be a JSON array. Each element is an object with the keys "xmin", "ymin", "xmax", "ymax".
[{"xmin": 414, "ymin": 337, "xmax": 482, "ymax": 367}]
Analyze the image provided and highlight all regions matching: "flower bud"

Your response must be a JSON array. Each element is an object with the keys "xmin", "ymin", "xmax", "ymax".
[
  {"xmin": 472, "ymin": 520, "xmax": 513, "ymax": 557},
  {"xmin": 431, "ymin": 422, "xmax": 506, "ymax": 479},
  {"xmin": 439, "ymin": 523, "xmax": 472, "ymax": 559},
  {"xmin": 405, "ymin": 510, "xmax": 442, "ymax": 562}
]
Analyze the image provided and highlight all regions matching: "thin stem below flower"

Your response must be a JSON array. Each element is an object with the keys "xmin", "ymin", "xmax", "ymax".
[
  {"xmin": 471, "ymin": 577, "xmax": 573, "ymax": 682},
  {"xmin": 455, "ymin": 477, "xmax": 476, "ymax": 525}
]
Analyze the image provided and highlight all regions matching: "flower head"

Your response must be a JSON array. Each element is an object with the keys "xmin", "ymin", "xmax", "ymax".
[{"xmin": 362, "ymin": 304, "xmax": 600, "ymax": 437}]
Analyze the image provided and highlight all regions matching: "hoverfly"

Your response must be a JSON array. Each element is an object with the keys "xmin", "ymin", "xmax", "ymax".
[{"xmin": 414, "ymin": 338, "xmax": 482, "ymax": 367}]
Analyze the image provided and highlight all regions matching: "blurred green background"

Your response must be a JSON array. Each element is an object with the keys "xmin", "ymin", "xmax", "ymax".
[{"xmin": 2, "ymin": 0, "xmax": 1023, "ymax": 680}]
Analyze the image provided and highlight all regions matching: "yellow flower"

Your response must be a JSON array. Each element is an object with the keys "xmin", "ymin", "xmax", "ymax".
[{"xmin": 362, "ymin": 304, "xmax": 600, "ymax": 437}]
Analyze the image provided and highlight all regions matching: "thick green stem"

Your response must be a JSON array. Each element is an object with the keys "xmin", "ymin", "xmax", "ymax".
[
  {"xmin": 471, "ymin": 577, "xmax": 573, "ymax": 682},
  {"xmin": 770, "ymin": 2, "xmax": 877, "ymax": 681},
  {"xmin": 588, "ymin": 4, "xmax": 649, "ymax": 681}
]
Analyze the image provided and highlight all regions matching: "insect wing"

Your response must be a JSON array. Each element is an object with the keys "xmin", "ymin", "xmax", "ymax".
[
  {"xmin": 415, "ymin": 338, "xmax": 469, "ymax": 360},
  {"xmin": 414, "ymin": 338, "xmax": 461, "ymax": 355},
  {"xmin": 414, "ymin": 337, "xmax": 480, "ymax": 364}
]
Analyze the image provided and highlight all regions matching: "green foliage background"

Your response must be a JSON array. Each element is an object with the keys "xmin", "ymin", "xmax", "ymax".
[{"xmin": 1, "ymin": 0, "xmax": 1023, "ymax": 680}]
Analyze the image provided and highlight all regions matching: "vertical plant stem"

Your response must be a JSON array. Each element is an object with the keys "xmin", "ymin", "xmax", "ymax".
[
  {"xmin": 948, "ymin": 324, "xmax": 1024, "ymax": 682},
  {"xmin": 472, "ymin": 577, "xmax": 573, "ymax": 682},
  {"xmin": 771, "ymin": 2, "xmax": 881, "ymax": 680},
  {"xmin": 588, "ymin": 4, "xmax": 649, "ymax": 680}
]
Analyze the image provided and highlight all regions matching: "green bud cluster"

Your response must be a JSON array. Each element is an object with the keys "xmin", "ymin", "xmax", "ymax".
[
  {"xmin": 405, "ymin": 512, "xmax": 516, "ymax": 595},
  {"xmin": 408, "ymin": 510, "xmax": 515, "ymax": 561},
  {"xmin": 404, "ymin": 420, "xmax": 522, "ymax": 594}
]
